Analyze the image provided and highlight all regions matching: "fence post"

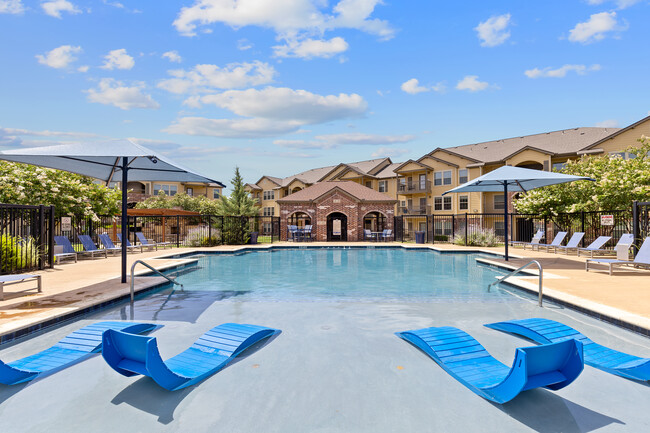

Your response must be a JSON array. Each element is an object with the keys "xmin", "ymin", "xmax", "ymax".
[
  {"xmin": 38, "ymin": 205, "xmax": 45, "ymax": 270},
  {"xmin": 208, "ymin": 215, "xmax": 212, "ymax": 244},
  {"xmin": 176, "ymin": 215, "xmax": 180, "ymax": 248},
  {"xmin": 581, "ymin": 211, "xmax": 586, "ymax": 247},
  {"xmin": 632, "ymin": 200, "xmax": 639, "ymax": 257},
  {"xmin": 465, "ymin": 213, "xmax": 468, "ymax": 246},
  {"xmin": 48, "ymin": 205, "xmax": 55, "ymax": 269}
]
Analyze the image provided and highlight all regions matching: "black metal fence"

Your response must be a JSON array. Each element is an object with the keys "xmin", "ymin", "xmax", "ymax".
[{"xmin": 1, "ymin": 204, "xmax": 54, "ymax": 274}]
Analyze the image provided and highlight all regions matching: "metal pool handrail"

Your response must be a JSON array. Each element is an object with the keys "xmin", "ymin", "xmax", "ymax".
[
  {"xmin": 130, "ymin": 260, "xmax": 183, "ymax": 303},
  {"xmin": 488, "ymin": 260, "xmax": 544, "ymax": 307}
]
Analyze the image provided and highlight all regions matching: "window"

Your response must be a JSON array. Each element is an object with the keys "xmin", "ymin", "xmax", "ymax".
[
  {"xmin": 443, "ymin": 196, "xmax": 452, "ymax": 210},
  {"xmin": 434, "ymin": 221, "xmax": 453, "ymax": 236},
  {"xmin": 494, "ymin": 221, "xmax": 505, "ymax": 237},
  {"xmin": 186, "ymin": 187, "xmax": 193, "ymax": 196},
  {"xmin": 213, "ymin": 189, "xmax": 221, "ymax": 199},
  {"xmin": 434, "ymin": 172, "xmax": 442, "ymax": 186},
  {"xmin": 263, "ymin": 222, "xmax": 272, "ymax": 234},
  {"xmin": 153, "ymin": 183, "xmax": 177, "ymax": 196},
  {"xmin": 609, "ymin": 151, "xmax": 637, "ymax": 160},
  {"xmin": 378, "ymin": 180, "xmax": 387, "ymax": 192},
  {"xmin": 459, "ymin": 169, "xmax": 468, "ymax": 184},
  {"xmin": 365, "ymin": 181, "xmax": 372, "ymax": 189},
  {"xmin": 552, "ymin": 162, "xmax": 567, "ymax": 171},
  {"xmin": 459, "ymin": 195, "xmax": 468, "ymax": 210},
  {"xmin": 419, "ymin": 174, "xmax": 426, "ymax": 189},
  {"xmin": 434, "ymin": 197, "xmax": 443, "ymax": 211},
  {"xmin": 494, "ymin": 194, "xmax": 505, "ymax": 210},
  {"xmin": 263, "ymin": 207, "xmax": 274, "ymax": 216},
  {"xmin": 263, "ymin": 190, "xmax": 275, "ymax": 200},
  {"xmin": 443, "ymin": 170, "xmax": 452, "ymax": 185}
]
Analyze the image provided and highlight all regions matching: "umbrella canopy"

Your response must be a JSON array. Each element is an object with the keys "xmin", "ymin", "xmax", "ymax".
[
  {"xmin": 443, "ymin": 165, "xmax": 594, "ymax": 260},
  {"xmin": 0, "ymin": 139, "xmax": 224, "ymax": 282}
]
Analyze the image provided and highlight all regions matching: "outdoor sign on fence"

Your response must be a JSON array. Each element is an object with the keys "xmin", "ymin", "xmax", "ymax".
[
  {"xmin": 600, "ymin": 215, "xmax": 614, "ymax": 226},
  {"xmin": 61, "ymin": 216, "xmax": 72, "ymax": 231}
]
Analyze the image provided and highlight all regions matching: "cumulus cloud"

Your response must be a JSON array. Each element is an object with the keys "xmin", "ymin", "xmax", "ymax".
[
  {"xmin": 173, "ymin": 0, "xmax": 394, "ymax": 42},
  {"xmin": 158, "ymin": 61, "xmax": 275, "ymax": 94},
  {"xmin": 41, "ymin": 0, "xmax": 81, "ymax": 18},
  {"xmin": 0, "ymin": 127, "xmax": 98, "ymax": 138},
  {"xmin": 86, "ymin": 78, "xmax": 159, "ymax": 110},
  {"xmin": 237, "ymin": 39, "xmax": 253, "ymax": 50},
  {"xmin": 273, "ymin": 37, "xmax": 348, "ymax": 59},
  {"xmin": 0, "ymin": 0, "xmax": 24, "ymax": 14},
  {"xmin": 36, "ymin": 45, "xmax": 82, "ymax": 69},
  {"xmin": 164, "ymin": 117, "xmax": 303, "ymax": 138},
  {"xmin": 594, "ymin": 119, "xmax": 619, "ymax": 128},
  {"xmin": 525, "ymin": 64, "xmax": 601, "ymax": 78},
  {"xmin": 371, "ymin": 147, "xmax": 409, "ymax": 158},
  {"xmin": 162, "ymin": 50, "xmax": 182, "ymax": 63},
  {"xmin": 586, "ymin": 0, "xmax": 641, "ymax": 9},
  {"xmin": 475, "ymin": 13, "xmax": 511, "ymax": 47},
  {"xmin": 456, "ymin": 75, "xmax": 490, "ymax": 92},
  {"xmin": 276, "ymin": 133, "xmax": 415, "ymax": 149},
  {"xmin": 400, "ymin": 78, "xmax": 445, "ymax": 95},
  {"xmin": 0, "ymin": 127, "xmax": 101, "ymax": 148},
  {"xmin": 101, "ymin": 48, "xmax": 135, "ymax": 70},
  {"xmin": 568, "ymin": 11, "xmax": 624, "ymax": 44},
  {"xmin": 77, "ymin": 65, "xmax": 89, "ymax": 72}
]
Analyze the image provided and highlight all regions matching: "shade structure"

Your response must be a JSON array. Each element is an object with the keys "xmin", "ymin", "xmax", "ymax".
[
  {"xmin": 0, "ymin": 139, "xmax": 224, "ymax": 282},
  {"xmin": 443, "ymin": 165, "xmax": 594, "ymax": 260}
]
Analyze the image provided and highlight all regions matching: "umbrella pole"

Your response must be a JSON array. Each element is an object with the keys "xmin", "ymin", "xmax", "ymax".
[
  {"xmin": 121, "ymin": 157, "xmax": 128, "ymax": 283},
  {"xmin": 504, "ymin": 183, "xmax": 509, "ymax": 261}
]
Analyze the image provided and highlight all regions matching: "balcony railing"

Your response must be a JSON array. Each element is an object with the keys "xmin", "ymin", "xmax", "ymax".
[
  {"xmin": 398, "ymin": 180, "xmax": 431, "ymax": 194},
  {"xmin": 399, "ymin": 205, "xmax": 431, "ymax": 215}
]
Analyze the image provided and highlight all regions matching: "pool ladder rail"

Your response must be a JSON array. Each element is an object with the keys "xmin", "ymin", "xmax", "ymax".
[
  {"xmin": 488, "ymin": 260, "xmax": 544, "ymax": 307},
  {"xmin": 130, "ymin": 260, "xmax": 183, "ymax": 303}
]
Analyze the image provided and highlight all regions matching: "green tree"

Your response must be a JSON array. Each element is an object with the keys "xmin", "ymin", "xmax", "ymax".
[
  {"xmin": 216, "ymin": 167, "xmax": 259, "ymax": 216},
  {"xmin": 0, "ymin": 161, "xmax": 121, "ymax": 220},
  {"xmin": 514, "ymin": 137, "xmax": 650, "ymax": 217},
  {"xmin": 136, "ymin": 192, "xmax": 220, "ymax": 214}
]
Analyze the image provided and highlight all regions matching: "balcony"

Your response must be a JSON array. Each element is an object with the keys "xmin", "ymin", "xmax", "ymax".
[
  {"xmin": 398, "ymin": 180, "xmax": 431, "ymax": 194},
  {"xmin": 399, "ymin": 205, "xmax": 431, "ymax": 215}
]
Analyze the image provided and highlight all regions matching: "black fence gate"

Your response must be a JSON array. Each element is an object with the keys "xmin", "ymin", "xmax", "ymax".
[{"xmin": 1, "ymin": 204, "xmax": 54, "ymax": 274}]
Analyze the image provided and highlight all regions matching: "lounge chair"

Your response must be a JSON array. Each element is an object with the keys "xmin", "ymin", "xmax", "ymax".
[
  {"xmin": 585, "ymin": 236, "xmax": 650, "ymax": 275},
  {"xmin": 96, "ymin": 233, "xmax": 122, "ymax": 255},
  {"xmin": 136, "ymin": 232, "xmax": 172, "ymax": 250},
  {"xmin": 102, "ymin": 323, "xmax": 281, "ymax": 391},
  {"xmin": 117, "ymin": 234, "xmax": 150, "ymax": 252},
  {"xmin": 554, "ymin": 232, "xmax": 585, "ymax": 255},
  {"xmin": 380, "ymin": 229, "xmax": 393, "ymax": 242},
  {"xmin": 512, "ymin": 229, "xmax": 544, "ymax": 248},
  {"xmin": 55, "ymin": 235, "xmax": 104, "ymax": 260},
  {"xmin": 577, "ymin": 234, "xmax": 631, "ymax": 258},
  {"xmin": 396, "ymin": 326, "xmax": 583, "ymax": 404},
  {"xmin": 0, "ymin": 321, "xmax": 157, "ymax": 385},
  {"xmin": 52, "ymin": 236, "xmax": 78, "ymax": 263},
  {"xmin": 532, "ymin": 231, "xmax": 568, "ymax": 252},
  {"xmin": 77, "ymin": 234, "xmax": 108, "ymax": 258},
  {"xmin": 0, "ymin": 274, "xmax": 42, "ymax": 301},
  {"xmin": 486, "ymin": 318, "xmax": 650, "ymax": 381}
]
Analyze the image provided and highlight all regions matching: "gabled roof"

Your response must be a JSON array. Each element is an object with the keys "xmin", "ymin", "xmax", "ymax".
[
  {"xmin": 581, "ymin": 114, "xmax": 650, "ymax": 150},
  {"xmin": 374, "ymin": 162, "xmax": 401, "ymax": 178},
  {"xmin": 393, "ymin": 159, "xmax": 430, "ymax": 173},
  {"xmin": 501, "ymin": 145, "xmax": 554, "ymax": 161},
  {"xmin": 417, "ymin": 154, "xmax": 459, "ymax": 168},
  {"xmin": 277, "ymin": 181, "xmax": 397, "ymax": 203},
  {"xmin": 245, "ymin": 183, "xmax": 262, "ymax": 191},
  {"xmin": 254, "ymin": 175, "xmax": 282, "ymax": 186}
]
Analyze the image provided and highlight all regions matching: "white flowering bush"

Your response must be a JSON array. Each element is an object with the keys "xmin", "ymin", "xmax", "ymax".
[
  {"xmin": 0, "ymin": 162, "xmax": 121, "ymax": 221},
  {"xmin": 515, "ymin": 137, "xmax": 650, "ymax": 217},
  {"xmin": 453, "ymin": 226, "xmax": 499, "ymax": 247},
  {"xmin": 136, "ymin": 192, "xmax": 220, "ymax": 214},
  {"xmin": 185, "ymin": 226, "xmax": 219, "ymax": 246}
]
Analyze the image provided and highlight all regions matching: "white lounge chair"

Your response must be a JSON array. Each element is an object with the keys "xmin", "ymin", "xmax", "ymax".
[
  {"xmin": 0, "ymin": 274, "xmax": 42, "ymax": 301},
  {"xmin": 586, "ymin": 237, "xmax": 650, "ymax": 275},
  {"xmin": 532, "ymin": 231, "xmax": 567, "ymax": 253},
  {"xmin": 512, "ymin": 229, "xmax": 544, "ymax": 248},
  {"xmin": 577, "ymin": 234, "xmax": 631, "ymax": 258},
  {"xmin": 554, "ymin": 232, "xmax": 585, "ymax": 255}
]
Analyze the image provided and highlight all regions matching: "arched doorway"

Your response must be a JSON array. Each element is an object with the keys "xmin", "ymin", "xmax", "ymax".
[
  {"xmin": 516, "ymin": 161, "xmax": 543, "ymax": 171},
  {"xmin": 363, "ymin": 211, "xmax": 386, "ymax": 232},
  {"xmin": 288, "ymin": 212, "xmax": 311, "ymax": 228},
  {"xmin": 290, "ymin": 187, "xmax": 303, "ymax": 194},
  {"xmin": 127, "ymin": 181, "xmax": 145, "ymax": 194},
  {"xmin": 327, "ymin": 212, "xmax": 347, "ymax": 241}
]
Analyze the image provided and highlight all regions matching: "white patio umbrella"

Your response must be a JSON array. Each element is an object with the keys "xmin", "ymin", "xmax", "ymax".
[
  {"xmin": 443, "ymin": 165, "xmax": 594, "ymax": 260},
  {"xmin": 0, "ymin": 139, "xmax": 224, "ymax": 282}
]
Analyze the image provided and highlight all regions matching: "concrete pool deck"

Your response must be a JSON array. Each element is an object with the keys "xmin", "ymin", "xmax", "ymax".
[{"xmin": 0, "ymin": 242, "xmax": 648, "ymax": 341}]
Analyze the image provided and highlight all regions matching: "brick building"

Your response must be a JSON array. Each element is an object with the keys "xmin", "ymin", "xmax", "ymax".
[{"xmin": 277, "ymin": 181, "xmax": 397, "ymax": 241}]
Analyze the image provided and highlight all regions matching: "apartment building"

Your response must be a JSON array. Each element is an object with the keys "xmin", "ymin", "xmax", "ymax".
[{"xmin": 113, "ymin": 180, "xmax": 225, "ymax": 207}]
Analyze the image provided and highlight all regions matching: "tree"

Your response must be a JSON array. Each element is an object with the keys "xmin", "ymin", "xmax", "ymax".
[
  {"xmin": 0, "ymin": 161, "xmax": 121, "ymax": 220},
  {"xmin": 514, "ymin": 137, "xmax": 650, "ymax": 217},
  {"xmin": 136, "ymin": 192, "xmax": 220, "ymax": 214},
  {"xmin": 215, "ymin": 167, "xmax": 259, "ymax": 216}
]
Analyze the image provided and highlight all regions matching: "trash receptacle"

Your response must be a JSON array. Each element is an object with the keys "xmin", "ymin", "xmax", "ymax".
[
  {"xmin": 415, "ymin": 231, "xmax": 425, "ymax": 244},
  {"xmin": 249, "ymin": 232, "xmax": 259, "ymax": 244}
]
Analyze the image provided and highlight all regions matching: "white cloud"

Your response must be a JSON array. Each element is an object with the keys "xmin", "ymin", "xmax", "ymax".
[
  {"xmin": 475, "ymin": 13, "xmax": 511, "ymax": 47},
  {"xmin": 0, "ymin": 0, "xmax": 24, "ymax": 14},
  {"xmin": 77, "ymin": 65, "xmax": 89, "ymax": 72},
  {"xmin": 586, "ymin": 0, "xmax": 641, "ymax": 9},
  {"xmin": 525, "ymin": 64, "xmax": 601, "ymax": 78},
  {"xmin": 568, "ymin": 11, "xmax": 623, "ymax": 44},
  {"xmin": 198, "ymin": 87, "xmax": 367, "ymax": 124},
  {"xmin": 173, "ymin": 0, "xmax": 394, "ymax": 41},
  {"xmin": 158, "ymin": 61, "xmax": 275, "ymax": 94},
  {"xmin": 594, "ymin": 119, "xmax": 619, "ymax": 128},
  {"xmin": 371, "ymin": 147, "xmax": 409, "ymax": 158},
  {"xmin": 162, "ymin": 51, "xmax": 182, "ymax": 63},
  {"xmin": 274, "ymin": 139, "xmax": 336, "ymax": 150},
  {"xmin": 35, "ymin": 45, "xmax": 82, "ymax": 69},
  {"xmin": 164, "ymin": 117, "xmax": 302, "ymax": 138},
  {"xmin": 86, "ymin": 78, "xmax": 159, "ymax": 110},
  {"xmin": 401, "ymin": 78, "xmax": 428, "ymax": 95},
  {"xmin": 273, "ymin": 37, "xmax": 349, "ymax": 59},
  {"xmin": 101, "ymin": 48, "xmax": 135, "ymax": 70},
  {"xmin": 0, "ymin": 127, "xmax": 98, "ymax": 138},
  {"xmin": 313, "ymin": 133, "xmax": 415, "ymax": 145},
  {"xmin": 237, "ymin": 39, "xmax": 253, "ymax": 50},
  {"xmin": 41, "ymin": 0, "xmax": 81, "ymax": 18},
  {"xmin": 456, "ymin": 75, "xmax": 490, "ymax": 92}
]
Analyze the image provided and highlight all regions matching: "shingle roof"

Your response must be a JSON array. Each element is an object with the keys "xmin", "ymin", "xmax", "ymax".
[
  {"xmin": 277, "ymin": 181, "xmax": 397, "ymax": 203},
  {"xmin": 437, "ymin": 127, "xmax": 620, "ymax": 164},
  {"xmin": 374, "ymin": 162, "xmax": 401, "ymax": 178}
]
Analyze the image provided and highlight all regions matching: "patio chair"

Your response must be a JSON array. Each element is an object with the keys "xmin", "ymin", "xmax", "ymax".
[
  {"xmin": 136, "ymin": 232, "xmax": 172, "ymax": 250},
  {"xmin": 532, "ymin": 231, "xmax": 567, "ymax": 253},
  {"xmin": 96, "ymin": 233, "xmax": 121, "ymax": 255},
  {"xmin": 396, "ymin": 326, "xmax": 583, "ymax": 404},
  {"xmin": 577, "ymin": 234, "xmax": 631, "ymax": 258},
  {"xmin": 512, "ymin": 229, "xmax": 544, "ymax": 248},
  {"xmin": 117, "ymin": 234, "xmax": 150, "ymax": 252},
  {"xmin": 380, "ymin": 229, "xmax": 393, "ymax": 242},
  {"xmin": 585, "ymin": 236, "xmax": 650, "ymax": 276},
  {"xmin": 287, "ymin": 225, "xmax": 298, "ymax": 241},
  {"xmin": 102, "ymin": 323, "xmax": 280, "ymax": 391},
  {"xmin": 554, "ymin": 232, "xmax": 585, "ymax": 255},
  {"xmin": 0, "ymin": 274, "xmax": 42, "ymax": 301},
  {"xmin": 303, "ymin": 225, "xmax": 313, "ymax": 241},
  {"xmin": 77, "ymin": 235, "xmax": 108, "ymax": 259},
  {"xmin": 52, "ymin": 236, "xmax": 77, "ymax": 264},
  {"xmin": 364, "ymin": 229, "xmax": 376, "ymax": 241}
]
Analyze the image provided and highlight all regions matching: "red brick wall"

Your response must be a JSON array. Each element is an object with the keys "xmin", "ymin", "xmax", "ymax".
[{"xmin": 279, "ymin": 191, "xmax": 395, "ymax": 241}]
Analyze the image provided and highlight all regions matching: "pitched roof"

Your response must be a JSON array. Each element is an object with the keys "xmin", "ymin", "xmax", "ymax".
[
  {"xmin": 439, "ymin": 127, "xmax": 619, "ymax": 164},
  {"xmin": 277, "ymin": 181, "xmax": 397, "ymax": 203},
  {"xmin": 374, "ymin": 162, "xmax": 401, "ymax": 178},
  {"xmin": 581, "ymin": 114, "xmax": 650, "ymax": 150}
]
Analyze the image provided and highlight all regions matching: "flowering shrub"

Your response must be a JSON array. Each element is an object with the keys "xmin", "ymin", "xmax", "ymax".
[
  {"xmin": 453, "ymin": 227, "xmax": 499, "ymax": 247},
  {"xmin": 185, "ymin": 226, "xmax": 219, "ymax": 247}
]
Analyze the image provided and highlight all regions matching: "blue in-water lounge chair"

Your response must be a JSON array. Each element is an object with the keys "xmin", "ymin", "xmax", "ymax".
[
  {"xmin": 396, "ymin": 326, "xmax": 583, "ymax": 404},
  {"xmin": 585, "ymin": 236, "xmax": 650, "ymax": 275},
  {"xmin": 0, "ymin": 321, "xmax": 157, "ymax": 385},
  {"xmin": 102, "ymin": 323, "xmax": 281, "ymax": 391},
  {"xmin": 486, "ymin": 318, "xmax": 650, "ymax": 381}
]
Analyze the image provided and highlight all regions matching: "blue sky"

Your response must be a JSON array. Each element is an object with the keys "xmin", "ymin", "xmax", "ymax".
[{"xmin": 1, "ymin": 1, "xmax": 649, "ymax": 188}]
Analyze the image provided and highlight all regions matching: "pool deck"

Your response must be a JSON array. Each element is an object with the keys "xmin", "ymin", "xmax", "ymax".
[{"xmin": 0, "ymin": 242, "xmax": 648, "ymax": 341}]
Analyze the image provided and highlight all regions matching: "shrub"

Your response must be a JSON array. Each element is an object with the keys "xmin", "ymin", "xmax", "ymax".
[
  {"xmin": 453, "ymin": 227, "xmax": 499, "ymax": 247},
  {"xmin": 1, "ymin": 234, "xmax": 39, "ymax": 272},
  {"xmin": 186, "ymin": 227, "xmax": 220, "ymax": 247}
]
